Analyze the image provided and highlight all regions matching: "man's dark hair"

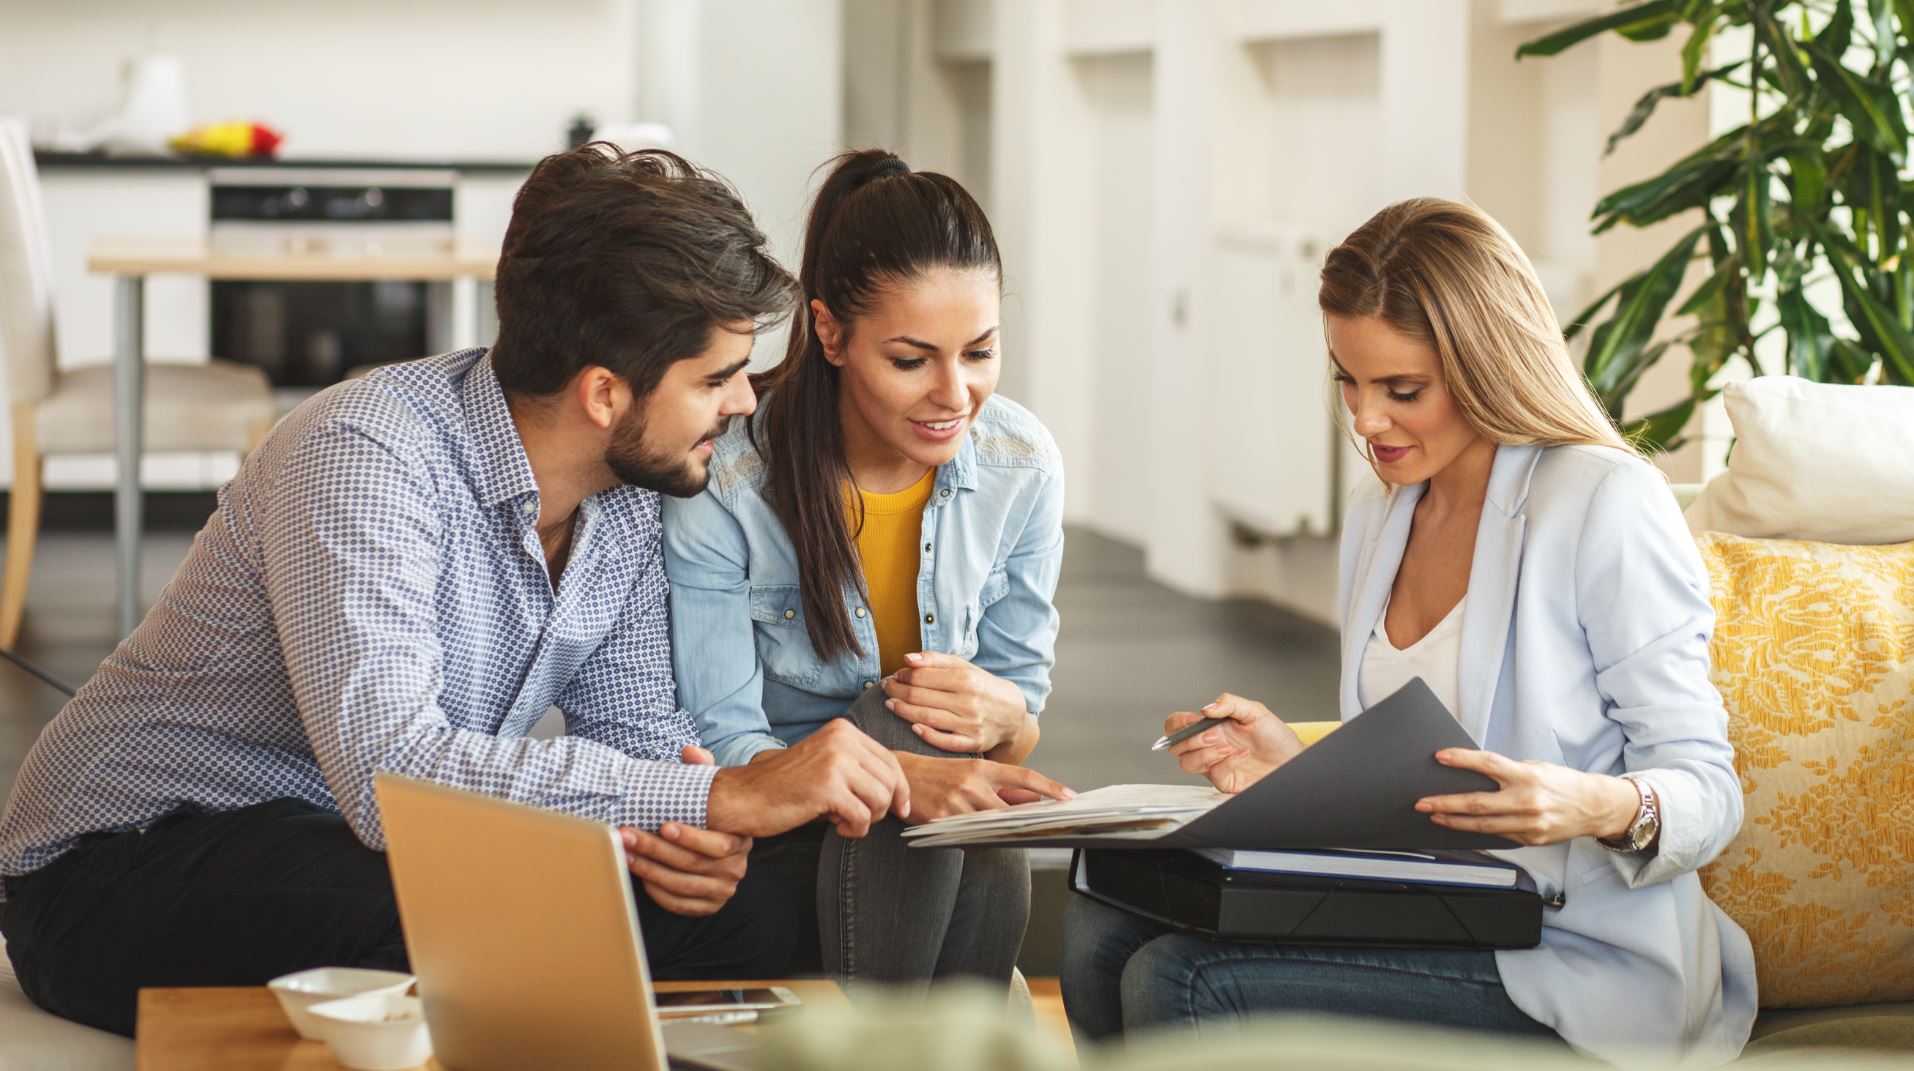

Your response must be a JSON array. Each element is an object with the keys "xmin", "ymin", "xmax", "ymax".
[{"xmin": 490, "ymin": 144, "xmax": 798, "ymax": 399}]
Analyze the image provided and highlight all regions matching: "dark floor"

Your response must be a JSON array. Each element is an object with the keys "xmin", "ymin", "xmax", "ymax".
[{"xmin": 0, "ymin": 515, "xmax": 1339, "ymax": 976}]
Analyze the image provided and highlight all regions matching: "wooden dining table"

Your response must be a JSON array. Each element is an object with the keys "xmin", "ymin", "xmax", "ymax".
[{"xmin": 87, "ymin": 238, "xmax": 499, "ymax": 637}]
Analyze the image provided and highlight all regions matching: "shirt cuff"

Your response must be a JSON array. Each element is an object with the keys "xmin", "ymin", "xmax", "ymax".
[
  {"xmin": 713, "ymin": 733, "xmax": 788, "ymax": 769},
  {"xmin": 1609, "ymin": 769, "xmax": 1696, "ymax": 888},
  {"xmin": 614, "ymin": 758, "xmax": 720, "ymax": 830}
]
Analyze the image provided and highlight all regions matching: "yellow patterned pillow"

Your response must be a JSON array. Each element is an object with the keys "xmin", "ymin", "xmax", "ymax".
[{"xmin": 1694, "ymin": 533, "xmax": 1914, "ymax": 1008}]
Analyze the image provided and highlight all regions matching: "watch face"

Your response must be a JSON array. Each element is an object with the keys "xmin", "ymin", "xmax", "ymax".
[
  {"xmin": 1631, "ymin": 808, "xmax": 1660, "ymax": 850},
  {"xmin": 1629, "ymin": 821, "xmax": 1655, "ymax": 851}
]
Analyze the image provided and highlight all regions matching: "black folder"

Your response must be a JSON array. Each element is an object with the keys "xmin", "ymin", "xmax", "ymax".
[
  {"xmin": 1070, "ymin": 848, "xmax": 1543, "ymax": 949},
  {"xmin": 905, "ymin": 679, "xmax": 1513, "ymax": 852}
]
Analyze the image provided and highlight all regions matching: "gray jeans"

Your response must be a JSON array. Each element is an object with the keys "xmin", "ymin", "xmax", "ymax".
[{"xmin": 798, "ymin": 685, "xmax": 1031, "ymax": 996}]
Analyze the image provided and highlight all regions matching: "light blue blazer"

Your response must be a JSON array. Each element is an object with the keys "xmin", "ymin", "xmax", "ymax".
[{"xmin": 1339, "ymin": 443, "xmax": 1757, "ymax": 1065}]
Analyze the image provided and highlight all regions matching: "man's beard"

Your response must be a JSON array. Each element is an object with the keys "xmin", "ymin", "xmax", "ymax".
[{"xmin": 605, "ymin": 411, "xmax": 727, "ymax": 498}]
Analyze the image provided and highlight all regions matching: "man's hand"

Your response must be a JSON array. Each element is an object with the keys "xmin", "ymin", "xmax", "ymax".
[
  {"xmin": 1164, "ymin": 693, "xmax": 1305, "ymax": 794},
  {"xmin": 617, "ymin": 744, "xmax": 749, "ymax": 916},
  {"xmin": 881, "ymin": 652, "xmax": 1029, "ymax": 753},
  {"xmin": 705, "ymin": 719, "xmax": 910, "ymax": 839},
  {"xmin": 895, "ymin": 752, "xmax": 1074, "ymax": 824},
  {"xmin": 620, "ymin": 823, "xmax": 750, "ymax": 916}
]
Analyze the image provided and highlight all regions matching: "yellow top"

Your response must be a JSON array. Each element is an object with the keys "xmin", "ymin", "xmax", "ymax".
[{"xmin": 853, "ymin": 468, "xmax": 937, "ymax": 677}]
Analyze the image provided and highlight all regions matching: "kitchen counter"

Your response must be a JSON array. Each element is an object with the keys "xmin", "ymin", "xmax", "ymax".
[{"xmin": 33, "ymin": 150, "xmax": 538, "ymax": 174}]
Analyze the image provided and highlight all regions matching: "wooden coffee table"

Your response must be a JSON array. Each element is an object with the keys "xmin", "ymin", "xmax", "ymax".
[{"xmin": 135, "ymin": 979, "xmax": 847, "ymax": 1070}]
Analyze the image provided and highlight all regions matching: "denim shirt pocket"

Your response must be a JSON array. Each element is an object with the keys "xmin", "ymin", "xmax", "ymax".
[
  {"xmin": 748, "ymin": 584, "xmax": 824, "ymax": 688},
  {"xmin": 958, "ymin": 565, "xmax": 1011, "ymax": 660}
]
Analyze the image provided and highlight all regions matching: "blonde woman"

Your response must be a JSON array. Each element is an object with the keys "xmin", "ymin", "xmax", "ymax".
[{"xmin": 1060, "ymin": 199, "xmax": 1756, "ymax": 1063}]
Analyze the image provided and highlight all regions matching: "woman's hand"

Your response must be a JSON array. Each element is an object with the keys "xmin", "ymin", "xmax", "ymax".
[
  {"xmin": 881, "ymin": 652, "xmax": 1029, "ymax": 754},
  {"xmin": 893, "ymin": 751, "xmax": 1074, "ymax": 824},
  {"xmin": 1164, "ymin": 693, "xmax": 1306, "ymax": 794},
  {"xmin": 1415, "ymin": 749, "xmax": 1645, "ymax": 846}
]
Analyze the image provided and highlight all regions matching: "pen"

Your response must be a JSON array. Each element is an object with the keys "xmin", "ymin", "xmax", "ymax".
[{"xmin": 1151, "ymin": 716, "xmax": 1230, "ymax": 752}]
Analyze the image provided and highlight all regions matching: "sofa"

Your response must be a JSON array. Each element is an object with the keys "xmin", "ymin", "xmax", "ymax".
[{"xmin": 0, "ymin": 934, "xmax": 130, "ymax": 1071}]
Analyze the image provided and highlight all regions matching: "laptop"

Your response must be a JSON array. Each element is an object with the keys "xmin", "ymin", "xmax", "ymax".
[{"xmin": 373, "ymin": 773, "xmax": 759, "ymax": 1071}]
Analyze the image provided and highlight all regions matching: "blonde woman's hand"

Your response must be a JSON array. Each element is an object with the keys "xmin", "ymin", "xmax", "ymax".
[
  {"xmin": 1415, "ymin": 749, "xmax": 1646, "ymax": 847},
  {"xmin": 1164, "ymin": 693, "xmax": 1305, "ymax": 794}
]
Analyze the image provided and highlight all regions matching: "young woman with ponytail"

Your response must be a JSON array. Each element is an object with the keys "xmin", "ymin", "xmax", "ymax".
[{"xmin": 662, "ymin": 150, "xmax": 1071, "ymax": 991}]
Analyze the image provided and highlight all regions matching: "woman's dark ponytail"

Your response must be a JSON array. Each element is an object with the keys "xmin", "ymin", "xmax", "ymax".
[{"xmin": 751, "ymin": 149, "xmax": 1000, "ymax": 661}]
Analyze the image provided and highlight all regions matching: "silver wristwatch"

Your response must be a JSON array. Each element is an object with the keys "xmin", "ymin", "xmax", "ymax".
[{"xmin": 1599, "ymin": 772, "xmax": 1660, "ymax": 854}]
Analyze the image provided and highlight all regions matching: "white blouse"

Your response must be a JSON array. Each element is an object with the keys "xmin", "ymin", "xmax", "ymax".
[{"xmin": 1358, "ymin": 595, "xmax": 1467, "ymax": 722}]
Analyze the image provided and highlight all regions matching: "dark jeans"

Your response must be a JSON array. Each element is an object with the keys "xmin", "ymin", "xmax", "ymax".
[
  {"xmin": 1060, "ymin": 894, "xmax": 1565, "ymax": 1047},
  {"xmin": 0, "ymin": 797, "xmax": 803, "ymax": 1038},
  {"xmin": 762, "ymin": 687, "xmax": 1031, "ymax": 998}
]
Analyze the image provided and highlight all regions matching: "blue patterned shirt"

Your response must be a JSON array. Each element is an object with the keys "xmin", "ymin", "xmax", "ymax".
[{"xmin": 0, "ymin": 349, "xmax": 714, "ymax": 884}]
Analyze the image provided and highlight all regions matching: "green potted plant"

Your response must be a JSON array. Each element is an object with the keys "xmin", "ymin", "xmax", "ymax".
[{"xmin": 1518, "ymin": 0, "xmax": 1913, "ymax": 448}]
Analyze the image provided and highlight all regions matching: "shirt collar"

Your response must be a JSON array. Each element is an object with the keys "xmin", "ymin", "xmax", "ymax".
[
  {"xmin": 459, "ymin": 350, "xmax": 541, "ymax": 511},
  {"xmin": 942, "ymin": 426, "xmax": 980, "ymax": 493}
]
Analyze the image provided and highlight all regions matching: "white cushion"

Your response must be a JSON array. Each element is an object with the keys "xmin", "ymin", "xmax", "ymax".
[
  {"xmin": 1685, "ymin": 376, "xmax": 1914, "ymax": 544},
  {"xmin": 0, "ymin": 932, "xmax": 132, "ymax": 1071},
  {"xmin": 33, "ymin": 360, "xmax": 277, "ymax": 455}
]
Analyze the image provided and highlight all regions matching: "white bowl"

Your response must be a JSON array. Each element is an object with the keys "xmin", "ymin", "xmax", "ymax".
[
  {"xmin": 306, "ymin": 992, "xmax": 434, "ymax": 1071},
  {"xmin": 266, "ymin": 967, "xmax": 414, "ymax": 1040}
]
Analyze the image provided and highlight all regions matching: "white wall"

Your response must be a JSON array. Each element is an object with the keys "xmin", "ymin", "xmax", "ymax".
[
  {"xmin": 1077, "ymin": 52, "xmax": 1155, "ymax": 545},
  {"xmin": 0, "ymin": 0, "xmax": 643, "ymax": 161}
]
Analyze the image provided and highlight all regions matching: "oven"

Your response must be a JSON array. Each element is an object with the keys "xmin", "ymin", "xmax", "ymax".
[{"xmin": 208, "ymin": 168, "xmax": 457, "ymax": 399}]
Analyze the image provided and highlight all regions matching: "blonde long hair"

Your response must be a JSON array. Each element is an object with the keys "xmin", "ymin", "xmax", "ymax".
[{"xmin": 1317, "ymin": 198, "xmax": 1637, "ymax": 462}]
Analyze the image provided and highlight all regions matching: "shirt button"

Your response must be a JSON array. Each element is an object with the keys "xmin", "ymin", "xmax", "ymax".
[
  {"xmin": 923, "ymin": 613, "xmax": 935, "ymax": 625},
  {"xmin": 783, "ymin": 609, "xmax": 796, "ymax": 620},
  {"xmin": 923, "ymin": 542, "xmax": 932, "ymax": 553},
  {"xmin": 863, "ymin": 679, "xmax": 876, "ymax": 690},
  {"xmin": 854, "ymin": 606, "xmax": 867, "ymax": 618},
  {"xmin": 520, "ymin": 500, "xmax": 536, "ymax": 516},
  {"xmin": 939, "ymin": 488, "xmax": 952, "ymax": 499}
]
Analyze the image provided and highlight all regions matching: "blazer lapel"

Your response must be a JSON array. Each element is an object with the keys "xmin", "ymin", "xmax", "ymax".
[
  {"xmin": 1454, "ymin": 444, "xmax": 1543, "ymax": 745},
  {"xmin": 1340, "ymin": 481, "xmax": 1423, "ymax": 719}
]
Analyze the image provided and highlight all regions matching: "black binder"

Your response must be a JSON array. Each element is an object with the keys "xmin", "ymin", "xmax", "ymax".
[{"xmin": 1070, "ymin": 848, "xmax": 1544, "ymax": 949}]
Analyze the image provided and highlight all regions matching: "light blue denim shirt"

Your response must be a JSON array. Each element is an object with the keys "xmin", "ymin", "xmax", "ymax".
[{"xmin": 661, "ymin": 394, "xmax": 1065, "ymax": 767}]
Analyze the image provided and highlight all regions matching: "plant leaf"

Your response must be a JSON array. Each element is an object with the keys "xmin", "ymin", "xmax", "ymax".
[
  {"xmin": 1752, "ymin": 7, "xmax": 1812, "ymax": 99},
  {"xmin": 1516, "ymin": 0, "xmax": 1680, "ymax": 58},
  {"xmin": 1818, "ymin": 223, "xmax": 1914, "ymax": 382},
  {"xmin": 1785, "ymin": 148, "xmax": 1829, "ymax": 215},
  {"xmin": 1592, "ymin": 154, "xmax": 1739, "ymax": 231},
  {"xmin": 1829, "ymin": 338, "xmax": 1883, "ymax": 383},
  {"xmin": 1680, "ymin": 7, "xmax": 1723, "ymax": 92},
  {"xmin": 1816, "ymin": 0, "xmax": 1856, "ymax": 58},
  {"xmin": 1800, "ymin": 39, "xmax": 1907, "ymax": 160},
  {"xmin": 1583, "ymin": 227, "xmax": 1706, "ymax": 400},
  {"xmin": 1563, "ymin": 278, "xmax": 1626, "ymax": 343},
  {"xmin": 1623, "ymin": 397, "xmax": 1701, "ymax": 452},
  {"xmin": 1738, "ymin": 165, "xmax": 1775, "ymax": 279},
  {"xmin": 1676, "ymin": 248, "xmax": 1741, "ymax": 316},
  {"xmin": 1776, "ymin": 285, "xmax": 1837, "ymax": 379},
  {"xmin": 1834, "ymin": 145, "xmax": 1906, "ymax": 260},
  {"xmin": 1605, "ymin": 61, "xmax": 1745, "ymax": 155},
  {"xmin": 1868, "ymin": 0, "xmax": 1897, "ymax": 67}
]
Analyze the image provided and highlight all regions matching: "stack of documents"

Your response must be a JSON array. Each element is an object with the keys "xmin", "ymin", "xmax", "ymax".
[
  {"xmin": 902, "ymin": 679, "xmax": 1514, "ymax": 854},
  {"xmin": 1194, "ymin": 847, "xmax": 1520, "ymax": 888},
  {"xmin": 902, "ymin": 784, "xmax": 1228, "ymax": 848}
]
